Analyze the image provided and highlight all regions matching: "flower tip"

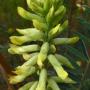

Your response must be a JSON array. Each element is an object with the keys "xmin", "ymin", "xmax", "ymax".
[
  {"xmin": 8, "ymin": 48, "xmax": 15, "ymax": 54},
  {"xmin": 61, "ymin": 71, "xmax": 68, "ymax": 80},
  {"xmin": 37, "ymin": 61, "xmax": 43, "ymax": 69},
  {"xmin": 9, "ymin": 75, "xmax": 25, "ymax": 84},
  {"xmin": 10, "ymin": 36, "xmax": 22, "ymax": 45},
  {"xmin": 16, "ymin": 28, "xmax": 23, "ymax": 34},
  {"xmin": 17, "ymin": 6, "xmax": 22, "ymax": 12},
  {"xmin": 74, "ymin": 36, "xmax": 79, "ymax": 42}
]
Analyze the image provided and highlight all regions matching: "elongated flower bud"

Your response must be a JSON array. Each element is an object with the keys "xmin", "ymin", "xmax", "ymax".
[
  {"xmin": 53, "ymin": 7, "xmax": 66, "ymax": 26},
  {"xmin": 10, "ymin": 36, "xmax": 32, "ymax": 45},
  {"xmin": 27, "ymin": 0, "xmax": 44, "ymax": 15},
  {"xmin": 36, "ymin": 68, "xmax": 47, "ymax": 90},
  {"xmin": 46, "ymin": 5, "xmax": 54, "ymax": 24},
  {"xmin": 22, "ymin": 52, "xmax": 38, "ymax": 61},
  {"xmin": 37, "ymin": 42, "xmax": 49, "ymax": 68},
  {"xmin": 14, "ymin": 65, "xmax": 35, "ymax": 75},
  {"xmin": 9, "ymin": 75, "xmax": 26, "ymax": 84},
  {"xmin": 48, "ymin": 24, "xmax": 60, "ymax": 38},
  {"xmin": 44, "ymin": 0, "xmax": 51, "ymax": 13},
  {"xmin": 55, "ymin": 54, "xmax": 74, "ymax": 69},
  {"xmin": 50, "ymin": 44, "xmax": 56, "ymax": 53},
  {"xmin": 17, "ymin": 28, "xmax": 44, "ymax": 40},
  {"xmin": 51, "ymin": 76, "xmax": 76, "ymax": 84},
  {"xmin": 61, "ymin": 20, "xmax": 68, "ymax": 30},
  {"xmin": 55, "ymin": 5, "xmax": 65, "ymax": 16},
  {"xmin": 15, "ymin": 55, "xmax": 38, "ymax": 73},
  {"xmin": 8, "ymin": 44, "xmax": 40, "ymax": 54},
  {"xmin": 33, "ymin": 20, "xmax": 48, "ymax": 31},
  {"xmin": 51, "ymin": 0, "xmax": 63, "ymax": 6},
  {"xmin": 18, "ymin": 81, "xmax": 34, "ymax": 90},
  {"xmin": 29, "ymin": 81, "xmax": 38, "ymax": 90},
  {"xmin": 17, "ymin": 7, "xmax": 43, "ymax": 22},
  {"xmin": 48, "ymin": 78, "xmax": 60, "ymax": 90},
  {"xmin": 52, "ymin": 20, "xmax": 68, "ymax": 37},
  {"xmin": 52, "ymin": 37, "xmax": 79, "ymax": 45},
  {"xmin": 10, "ymin": 29, "xmax": 44, "ymax": 45},
  {"xmin": 9, "ymin": 67, "xmax": 35, "ymax": 84},
  {"xmin": 48, "ymin": 54, "xmax": 68, "ymax": 80},
  {"xmin": 16, "ymin": 28, "xmax": 43, "ymax": 35}
]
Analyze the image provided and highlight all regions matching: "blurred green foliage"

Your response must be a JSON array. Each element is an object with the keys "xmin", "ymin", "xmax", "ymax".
[{"xmin": 0, "ymin": 0, "xmax": 32, "ymax": 28}]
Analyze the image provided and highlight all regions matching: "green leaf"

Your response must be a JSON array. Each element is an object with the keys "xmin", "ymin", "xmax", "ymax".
[
  {"xmin": 65, "ymin": 45, "xmax": 88, "ymax": 61},
  {"xmin": 75, "ymin": 32, "xmax": 90, "ymax": 45}
]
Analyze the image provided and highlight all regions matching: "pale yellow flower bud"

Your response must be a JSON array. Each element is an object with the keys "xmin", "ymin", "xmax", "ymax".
[{"xmin": 8, "ymin": 44, "xmax": 40, "ymax": 54}]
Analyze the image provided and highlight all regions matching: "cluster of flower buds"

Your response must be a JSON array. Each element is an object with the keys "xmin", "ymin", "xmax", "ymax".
[{"xmin": 8, "ymin": 0, "xmax": 79, "ymax": 90}]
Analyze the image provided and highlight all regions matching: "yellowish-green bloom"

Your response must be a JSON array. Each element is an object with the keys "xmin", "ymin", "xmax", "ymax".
[
  {"xmin": 48, "ymin": 24, "xmax": 60, "ymax": 38},
  {"xmin": 17, "ymin": 7, "xmax": 44, "ymax": 22},
  {"xmin": 55, "ymin": 54, "xmax": 74, "ymax": 69},
  {"xmin": 46, "ymin": 5, "xmax": 54, "ymax": 24},
  {"xmin": 10, "ymin": 36, "xmax": 31, "ymax": 45},
  {"xmin": 49, "ymin": 44, "xmax": 56, "ymax": 53},
  {"xmin": 27, "ymin": 0, "xmax": 44, "ymax": 15},
  {"xmin": 47, "ymin": 78, "xmax": 60, "ymax": 90},
  {"xmin": 10, "ymin": 28, "xmax": 44, "ymax": 45},
  {"xmin": 36, "ymin": 68, "xmax": 47, "ymax": 90},
  {"xmin": 18, "ymin": 82, "xmax": 34, "ymax": 90},
  {"xmin": 22, "ymin": 52, "xmax": 38, "ymax": 61},
  {"xmin": 17, "ymin": 28, "xmax": 44, "ymax": 37},
  {"xmin": 8, "ymin": 44, "xmax": 40, "ymax": 54},
  {"xmin": 48, "ymin": 54, "xmax": 68, "ymax": 80},
  {"xmin": 29, "ymin": 81, "xmax": 38, "ymax": 90},
  {"xmin": 51, "ymin": 76, "xmax": 76, "ymax": 84},
  {"xmin": 33, "ymin": 20, "xmax": 48, "ymax": 31},
  {"xmin": 37, "ymin": 42, "xmax": 49, "ymax": 68},
  {"xmin": 15, "ymin": 55, "xmax": 38, "ymax": 74},
  {"xmin": 52, "ymin": 37, "xmax": 79, "ymax": 45},
  {"xmin": 9, "ymin": 67, "xmax": 35, "ymax": 84},
  {"xmin": 9, "ymin": 75, "xmax": 26, "ymax": 84}
]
